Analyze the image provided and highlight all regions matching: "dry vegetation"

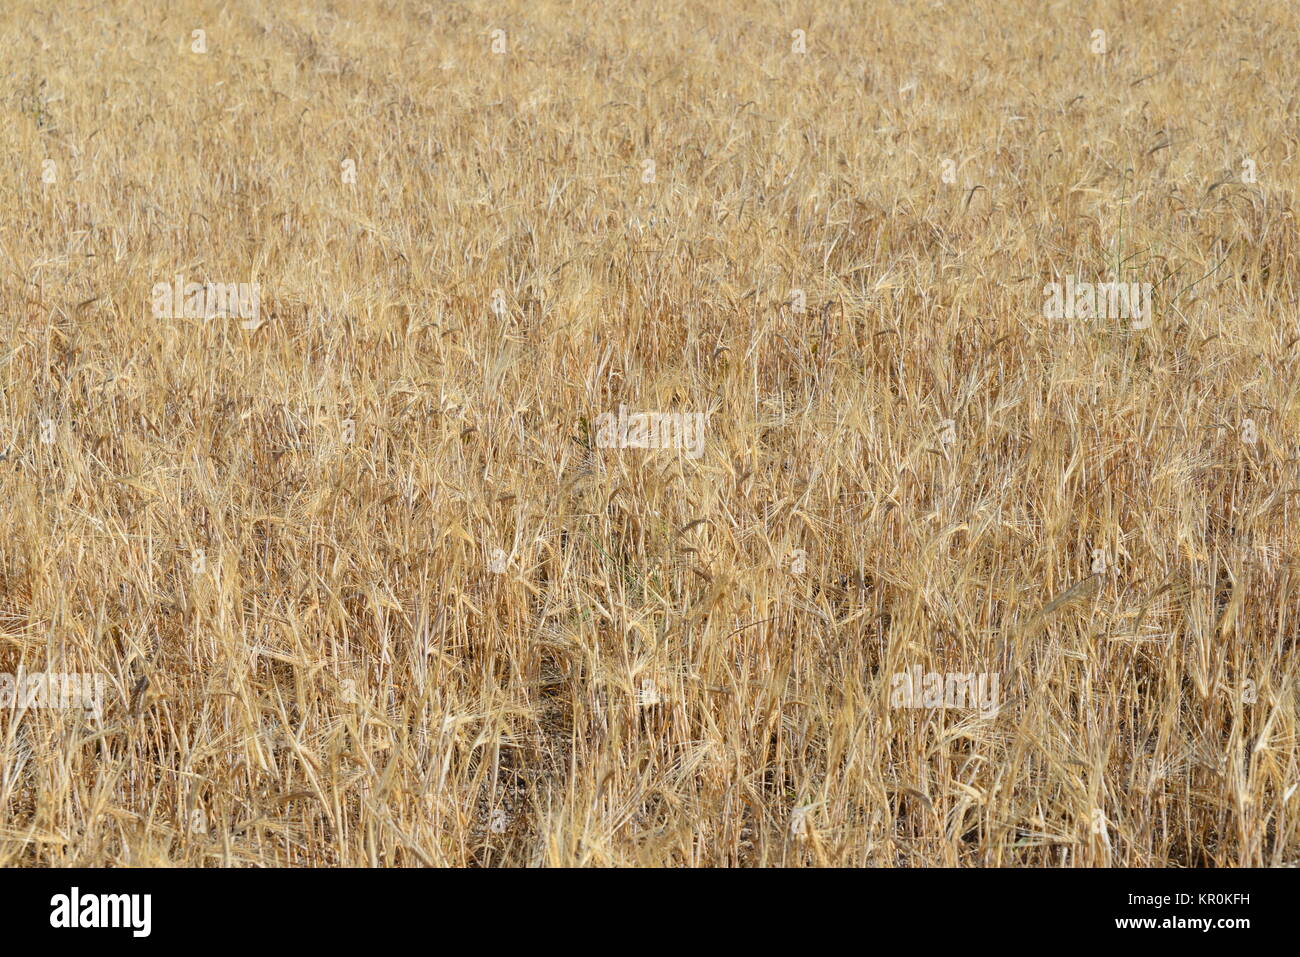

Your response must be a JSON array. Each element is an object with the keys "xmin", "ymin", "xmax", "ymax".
[{"xmin": 1, "ymin": 0, "xmax": 1298, "ymax": 867}]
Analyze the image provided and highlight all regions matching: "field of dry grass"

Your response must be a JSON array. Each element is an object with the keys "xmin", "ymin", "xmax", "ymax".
[{"xmin": 1, "ymin": 0, "xmax": 1297, "ymax": 867}]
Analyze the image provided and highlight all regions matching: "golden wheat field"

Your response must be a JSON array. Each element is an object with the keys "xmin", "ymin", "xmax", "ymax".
[{"xmin": 0, "ymin": 0, "xmax": 1297, "ymax": 868}]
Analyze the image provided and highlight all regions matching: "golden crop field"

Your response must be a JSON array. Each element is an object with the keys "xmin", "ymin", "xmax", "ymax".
[{"xmin": 1, "ymin": 0, "xmax": 1297, "ymax": 868}]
